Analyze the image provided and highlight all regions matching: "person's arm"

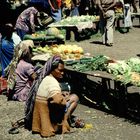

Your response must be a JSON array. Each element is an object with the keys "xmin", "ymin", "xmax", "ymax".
[
  {"xmin": 29, "ymin": 13, "xmax": 36, "ymax": 33},
  {"xmin": 104, "ymin": 0, "xmax": 117, "ymax": 12},
  {"xmin": 96, "ymin": 0, "xmax": 105, "ymax": 15}
]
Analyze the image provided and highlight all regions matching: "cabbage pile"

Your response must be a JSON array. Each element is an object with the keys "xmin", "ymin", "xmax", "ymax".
[{"xmin": 107, "ymin": 57, "xmax": 140, "ymax": 86}]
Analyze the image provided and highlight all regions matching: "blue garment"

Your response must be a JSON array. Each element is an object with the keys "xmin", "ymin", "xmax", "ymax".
[
  {"xmin": 51, "ymin": 8, "xmax": 62, "ymax": 22},
  {"xmin": 30, "ymin": 0, "xmax": 62, "ymax": 22},
  {"xmin": 71, "ymin": 7, "xmax": 79, "ymax": 17},
  {"xmin": 0, "ymin": 38, "xmax": 14, "ymax": 77},
  {"xmin": 16, "ymin": 28, "xmax": 27, "ymax": 40},
  {"xmin": 29, "ymin": 0, "xmax": 50, "ymax": 9}
]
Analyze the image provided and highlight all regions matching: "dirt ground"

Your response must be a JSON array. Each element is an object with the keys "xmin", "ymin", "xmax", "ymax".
[{"xmin": 0, "ymin": 19, "xmax": 140, "ymax": 140}]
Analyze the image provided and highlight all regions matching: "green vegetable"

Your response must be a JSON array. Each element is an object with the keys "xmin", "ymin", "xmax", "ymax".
[
  {"xmin": 126, "ymin": 57, "xmax": 140, "ymax": 73},
  {"xmin": 72, "ymin": 55, "xmax": 109, "ymax": 72}
]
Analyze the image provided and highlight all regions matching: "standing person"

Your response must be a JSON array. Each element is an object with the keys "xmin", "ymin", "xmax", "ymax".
[
  {"xmin": 124, "ymin": 0, "xmax": 138, "ymax": 13},
  {"xmin": 6, "ymin": 40, "xmax": 37, "ymax": 101},
  {"xmin": 0, "ymin": 23, "xmax": 21, "ymax": 77},
  {"xmin": 123, "ymin": 1, "xmax": 132, "ymax": 30},
  {"xmin": 50, "ymin": 0, "xmax": 62, "ymax": 22},
  {"xmin": 15, "ymin": 3, "xmax": 43, "ymax": 40},
  {"xmin": 70, "ymin": 0, "xmax": 80, "ymax": 16},
  {"xmin": 131, "ymin": 0, "xmax": 138, "ymax": 13},
  {"xmin": 96, "ymin": 0, "xmax": 117, "ymax": 46},
  {"xmin": 25, "ymin": 55, "xmax": 84, "ymax": 137},
  {"xmin": 62, "ymin": 0, "xmax": 80, "ymax": 17},
  {"xmin": 30, "ymin": 0, "xmax": 62, "ymax": 22}
]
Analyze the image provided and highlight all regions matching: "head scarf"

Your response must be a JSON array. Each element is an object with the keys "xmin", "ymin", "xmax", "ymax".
[
  {"xmin": 40, "ymin": 55, "xmax": 61, "ymax": 79},
  {"xmin": 6, "ymin": 40, "xmax": 34, "ymax": 91},
  {"xmin": 24, "ymin": 55, "xmax": 62, "ymax": 129}
]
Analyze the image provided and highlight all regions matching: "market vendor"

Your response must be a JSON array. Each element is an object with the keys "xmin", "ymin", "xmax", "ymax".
[
  {"xmin": 15, "ymin": 2, "xmax": 44, "ymax": 40},
  {"xmin": 6, "ymin": 40, "xmax": 37, "ymax": 101},
  {"xmin": 30, "ymin": 0, "xmax": 62, "ymax": 22},
  {"xmin": 24, "ymin": 55, "xmax": 84, "ymax": 137}
]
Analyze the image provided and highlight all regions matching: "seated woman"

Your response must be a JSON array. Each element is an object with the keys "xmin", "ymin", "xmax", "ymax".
[
  {"xmin": 25, "ymin": 55, "xmax": 82, "ymax": 138},
  {"xmin": 6, "ymin": 40, "xmax": 37, "ymax": 101}
]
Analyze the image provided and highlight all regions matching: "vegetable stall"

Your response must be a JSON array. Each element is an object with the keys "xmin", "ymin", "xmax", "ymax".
[
  {"xmin": 48, "ymin": 15, "xmax": 100, "ymax": 41},
  {"xmin": 23, "ymin": 27, "xmax": 66, "ymax": 45},
  {"xmin": 31, "ymin": 41, "xmax": 140, "ymax": 116},
  {"xmin": 64, "ymin": 56, "xmax": 140, "ymax": 117}
]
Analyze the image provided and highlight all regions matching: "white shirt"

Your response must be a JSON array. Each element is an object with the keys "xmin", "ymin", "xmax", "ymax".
[
  {"xmin": 12, "ymin": 32, "xmax": 21, "ymax": 46},
  {"xmin": 37, "ymin": 74, "xmax": 61, "ymax": 99}
]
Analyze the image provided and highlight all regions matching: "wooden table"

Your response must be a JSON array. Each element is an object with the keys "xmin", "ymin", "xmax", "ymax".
[{"xmin": 65, "ymin": 66, "xmax": 130, "ymax": 115}]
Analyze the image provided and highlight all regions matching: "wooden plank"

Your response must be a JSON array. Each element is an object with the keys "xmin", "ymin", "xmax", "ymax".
[{"xmin": 65, "ymin": 66, "xmax": 114, "ymax": 80}]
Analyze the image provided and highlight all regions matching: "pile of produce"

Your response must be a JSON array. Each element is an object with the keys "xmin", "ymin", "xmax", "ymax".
[
  {"xmin": 67, "ymin": 55, "xmax": 140, "ymax": 87},
  {"xmin": 32, "ymin": 44, "xmax": 84, "ymax": 61},
  {"xmin": 23, "ymin": 27, "xmax": 65, "ymax": 41},
  {"xmin": 72, "ymin": 55, "xmax": 110, "ymax": 72},
  {"xmin": 50, "ymin": 15, "xmax": 100, "ymax": 26},
  {"xmin": 107, "ymin": 57, "xmax": 140, "ymax": 86}
]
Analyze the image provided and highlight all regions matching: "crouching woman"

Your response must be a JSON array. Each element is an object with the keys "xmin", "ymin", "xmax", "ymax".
[{"xmin": 25, "ymin": 55, "xmax": 79, "ymax": 137}]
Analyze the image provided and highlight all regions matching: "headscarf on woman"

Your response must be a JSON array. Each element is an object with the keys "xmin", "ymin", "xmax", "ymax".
[
  {"xmin": 24, "ymin": 55, "xmax": 62, "ymax": 130},
  {"xmin": 6, "ymin": 40, "xmax": 34, "ymax": 91}
]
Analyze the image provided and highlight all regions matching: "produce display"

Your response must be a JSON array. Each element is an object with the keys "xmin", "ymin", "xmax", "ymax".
[
  {"xmin": 107, "ymin": 57, "xmax": 140, "ymax": 86},
  {"xmin": 66, "ymin": 55, "xmax": 140, "ymax": 87},
  {"xmin": 32, "ymin": 46, "xmax": 140, "ymax": 87},
  {"xmin": 23, "ymin": 27, "xmax": 65, "ymax": 41},
  {"xmin": 49, "ymin": 15, "xmax": 100, "ymax": 26},
  {"xmin": 32, "ymin": 44, "xmax": 84, "ymax": 61},
  {"xmin": 72, "ymin": 55, "xmax": 110, "ymax": 72}
]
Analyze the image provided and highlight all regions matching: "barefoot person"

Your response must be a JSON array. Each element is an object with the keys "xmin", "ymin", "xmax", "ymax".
[{"xmin": 25, "ymin": 55, "xmax": 83, "ymax": 137}]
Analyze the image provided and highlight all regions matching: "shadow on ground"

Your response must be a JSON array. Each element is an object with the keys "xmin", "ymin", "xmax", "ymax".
[
  {"xmin": 64, "ymin": 69, "xmax": 140, "ymax": 124},
  {"xmin": 90, "ymin": 41, "xmax": 103, "ymax": 45}
]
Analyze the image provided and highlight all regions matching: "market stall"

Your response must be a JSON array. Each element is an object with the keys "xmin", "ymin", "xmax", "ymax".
[
  {"xmin": 31, "ymin": 50, "xmax": 140, "ymax": 115},
  {"xmin": 47, "ymin": 12, "xmax": 140, "ymax": 41},
  {"xmin": 23, "ymin": 28, "xmax": 65, "ymax": 45},
  {"xmin": 32, "ymin": 43, "xmax": 84, "ymax": 61},
  {"xmin": 48, "ymin": 15, "xmax": 100, "ymax": 41}
]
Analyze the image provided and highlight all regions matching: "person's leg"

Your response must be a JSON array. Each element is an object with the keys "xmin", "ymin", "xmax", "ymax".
[
  {"xmin": 70, "ymin": 7, "xmax": 79, "ymax": 16},
  {"xmin": 65, "ymin": 94, "xmax": 79, "ymax": 119},
  {"xmin": 106, "ymin": 10, "xmax": 115, "ymax": 46},
  {"xmin": 65, "ymin": 93, "xmax": 85, "ymax": 128},
  {"xmin": 51, "ymin": 8, "xmax": 62, "ymax": 22},
  {"xmin": 99, "ymin": 12, "xmax": 106, "ymax": 44}
]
